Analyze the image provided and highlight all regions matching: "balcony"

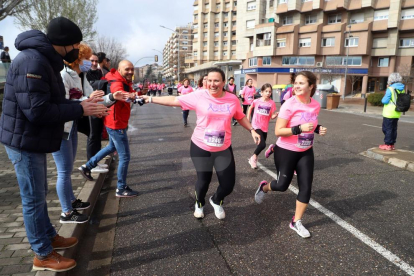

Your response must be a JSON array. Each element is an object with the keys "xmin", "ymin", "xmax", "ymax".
[
  {"xmin": 400, "ymin": 19, "xmax": 414, "ymax": 31},
  {"xmin": 256, "ymin": 39, "xmax": 271, "ymax": 47}
]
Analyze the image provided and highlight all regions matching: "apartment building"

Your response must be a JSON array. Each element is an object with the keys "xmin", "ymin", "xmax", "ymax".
[
  {"xmin": 185, "ymin": 0, "xmax": 241, "ymax": 82},
  {"xmin": 135, "ymin": 63, "xmax": 162, "ymax": 83},
  {"xmin": 162, "ymin": 25, "xmax": 194, "ymax": 84},
  {"xmin": 235, "ymin": 0, "xmax": 414, "ymax": 96}
]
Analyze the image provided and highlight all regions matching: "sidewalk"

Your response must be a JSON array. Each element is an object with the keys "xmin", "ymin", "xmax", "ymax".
[
  {"xmin": 361, "ymin": 147, "xmax": 414, "ymax": 172},
  {"xmin": 0, "ymin": 134, "xmax": 112, "ymax": 276}
]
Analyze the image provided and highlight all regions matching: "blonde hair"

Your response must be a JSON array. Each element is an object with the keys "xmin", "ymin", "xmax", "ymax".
[{"xmin": 65, "ymin": 43, "xmax": 92, "ymax": 69}]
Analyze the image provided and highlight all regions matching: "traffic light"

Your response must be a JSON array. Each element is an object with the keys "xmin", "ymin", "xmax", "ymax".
[{"xmin": 155, "ymin": 55, "xmax": 158, "ymax": 62}]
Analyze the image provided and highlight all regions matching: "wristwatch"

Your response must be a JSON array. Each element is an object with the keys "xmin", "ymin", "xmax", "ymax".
[{"xmin": 249, "ymin": 127, "xmax": 254, "ymax": 133}]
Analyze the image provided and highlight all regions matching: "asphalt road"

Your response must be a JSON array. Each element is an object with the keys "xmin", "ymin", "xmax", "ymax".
[{"xmin": 107, "ymin": 98, "xmax": 414, "ymax": 276}]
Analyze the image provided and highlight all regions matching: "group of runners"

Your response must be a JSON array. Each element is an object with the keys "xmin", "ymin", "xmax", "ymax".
[{"xmin": 138, "ymin": 68, "xmax": 328, "ymax": 238}]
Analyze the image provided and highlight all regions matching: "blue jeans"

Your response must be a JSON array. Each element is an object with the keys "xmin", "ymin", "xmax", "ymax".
[
  {"xmin": 5, "ymin": 146, "xmax": 56, "ymax": 256},
  {"xmin": 183, "ymin": 110, "xmax": 189, "ymax": 124},
  {"xmin": 382, "ymin": 117, "xmax": 399, "ymax": 145},
  {"xmin": 52, "ymin": 125, "xmax": 78, "ymax": 213},
  {"xmin": 86, "ymin": 127, "xmax": 130, "ymax": 190}
]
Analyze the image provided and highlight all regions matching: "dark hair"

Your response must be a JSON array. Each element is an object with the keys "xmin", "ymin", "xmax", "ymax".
[
  {"xmin": 245, "ymin": 78, "xmax": 253, "ymax": 86},
  {"xmin": 228, "ymin": 77, "xmax": 234, "ymax": 81},
  {"xmin": 4, "ymin": 46, "xmax": 9, "ymax": 50},
  {"xmin": 208, "ymin": 68, "xmax": 225, "ymax": 82},
  {"xmin": 290, "ymin": 73, "xmax": 295, "ymax": 84},
  {"xmin": 182, "ymin": 78, "xmax": 189, "ymax": 85},
  {"xmin": 295, "ymin": 71, "xmax": 317, "ymax": 97},
  {"xmin": 97, "ymin": 52, "xmax": 107, "ymax": 63},
  {"xmin": 91, "ymin": 52, "xmax": 98, "ymax": 57},
  {"xmin": 198, "ymin": 74, "xmax": 208, "ymax": 88},
  {"xmin": 261, "ymin": 83, "xmax": 272, "ymax": 92}
]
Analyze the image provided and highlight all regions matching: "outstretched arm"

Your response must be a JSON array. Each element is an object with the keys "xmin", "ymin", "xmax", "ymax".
[{"xmin": 141, "ymin": 95, "xmax": 181, "ymax": 107}]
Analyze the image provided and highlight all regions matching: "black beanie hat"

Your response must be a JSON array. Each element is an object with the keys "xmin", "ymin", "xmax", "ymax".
[{"xmin": 46, "ymin": 17, "xmax": 83, "ymax": 46}]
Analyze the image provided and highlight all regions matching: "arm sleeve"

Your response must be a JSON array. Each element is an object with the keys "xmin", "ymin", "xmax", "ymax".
[
  {"xmin": 15, "ymin": 60, "xmax": 83, "ymax": 125},
  {"xmin": 177, "ymin": 91, "xmax": 199, "ymax": 110},
  {"xmin": 278, "ymin": 102, "xmax": 292, "ymax": 121},
  {"xmin": 382, "ymin": 88, "xmax": 392, "ymax": 104},
  {"xmin": 100, "ymin": 94, "xmax": 116, "ymax": 107},
  {"xmin": 234, "ymin": 99, "xmax": 245, "ymax": 120}
]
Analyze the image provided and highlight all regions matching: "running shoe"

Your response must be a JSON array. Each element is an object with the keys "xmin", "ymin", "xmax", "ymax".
[
  {"xmin": 379, "ymin": 144, "xmax": 393, "ymax": 151},
  {"xmin": 60, "ymin": 210, "xmax": 89, "ymax": 224},
  {"xmin": 391, "ymin": 145, "xmax": 396, "ymax": 150},
  {"xmin": 91, "ymin": 166, "xmax": 109, "ymax": 173},
  {"xmin": 232, "ymin": 121, "xmax": 238, "ymax": 126},
  {"xmin": 98, "ymin": 163, "xmax": 108, "ymax": 169},
  {"xmin": 265, "ymin": 144, "xmax": 275, "ymax": 159},
  {"xmin": 289, "ymin": 219, "xmax": 311, "ymax": 238},
  {"xmin": 194, "ymin": 203, "xmax": 204, "ymax": 219},
  {"xmin": 254, "ymin": 181, "xmax": 268, "ymax": 204},
  {"xmin": 248, "ymin": 156, "xmax": 258, "ymax": 169},
  {"xmin": 71, "ymin": 199, "xmax": 90, "ymax": 210},
  {"xmin": 78, "ymin": 165, "xmax": 93, "ymax": 181},
  {"xmin": 209, "ymin": 197, "xmax": 225, "ymax": 219},
  {"xmin": 116, "ymin": 186, "xmax": 139, "ymax": 198}
]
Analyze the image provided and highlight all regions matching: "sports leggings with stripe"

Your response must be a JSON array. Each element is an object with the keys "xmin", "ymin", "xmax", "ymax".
[
  {"xmin": 270, "ymin": 145, "xmax": 314, "ymax": 204},
  {"xmin": 253, "ymin": 129, "xmax": 267, "ymax": 156},
  {"xmin": 190, "ymin": 141, "xmax": 236, "ymax": 206}
]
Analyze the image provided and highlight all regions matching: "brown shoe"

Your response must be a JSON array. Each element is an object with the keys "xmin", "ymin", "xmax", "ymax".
[
  {"xmin": 51, "ymin": 234, "xmax": 78, "ymax": 250},
  {"xmin": 33, "ymin": 250, "xmax": 76, "ymax": 272}
]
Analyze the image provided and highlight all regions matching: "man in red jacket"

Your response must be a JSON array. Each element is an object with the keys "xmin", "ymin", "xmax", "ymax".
[{"xmin": 79, "ymin": 60, "xmax": 139, "ymax": 197}]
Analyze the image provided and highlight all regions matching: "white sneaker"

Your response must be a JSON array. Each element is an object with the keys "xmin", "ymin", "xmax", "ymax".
[
  {"xmin": 209, "ymin": 197, "xmax": 225, "ymax": 220},
  {"xmin": 98, "ymin": 163, "xmax": 108, "ymax": 169},
  {"xmin": 255, "ymin": 181, "xmax": 267, "ymax": 204},
  {"xmin": 194, "ymin": 203, "xmax": 204, "ymax": 219},
  {"xmin": 289, "ymin": 219, "xmax": 311, "ymax": 238},
  {"xmin": 91, "ymin": 166, "xmax": 109, "ymax": 173}
]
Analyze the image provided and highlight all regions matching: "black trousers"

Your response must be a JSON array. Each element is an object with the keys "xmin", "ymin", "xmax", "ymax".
[
  {"xmin": 87, "ymin": 116, "xmax": 103, "ymax": 160},
  {"xmin": 190, "ymin": 141, "xmax": 236, "ymax": 206},
  {"xmin": 253, "ymin": 129, "xmax": 267, "ymax": 156},
  {"xmin": 382, "ymin": 117, "xmax": 399, "ymax": 145},
  {"xmin": 270, "ymin": 145, "xmax": 314, "ymax": 204}
]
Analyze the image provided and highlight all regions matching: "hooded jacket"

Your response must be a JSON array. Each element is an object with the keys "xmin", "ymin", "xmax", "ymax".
[
  {"xmin": 0, "ymin": 30, "xmax": 83, "ymax": 153},
  {"xmin": 104, "ymin": 69, "xmax": 133, "ymax": 129}
]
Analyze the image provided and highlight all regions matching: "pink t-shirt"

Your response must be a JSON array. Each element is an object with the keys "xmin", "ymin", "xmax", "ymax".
[
  {"xmin": 227, "ymin": 83, "xmax": 236, "ymax": 93},
  {"xmin": 251, "ymin": 98, "xmax": 277, "ymax": 133},
  {"xmin": 179, "ymin": 86, "xmax": 193, "ymax": 95},
  {"xmin": 276, "ymin": 96, "xmax": 320, "ymax": 152},
  {"xmin": 178, "ymin": 90, "xmax": 245, "ymax": 152},
  {"xmin": 240, "ymin": 86, "xmax": 256, "ymax": 105}
]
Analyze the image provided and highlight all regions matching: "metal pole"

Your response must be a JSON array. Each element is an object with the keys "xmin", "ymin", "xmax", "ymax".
[
  {"xmin": 343, "ymin": 25, "xmax": 351, "ymax": 101},
  {"xmin": 177, "ymin": 31, "xmax": 180, "ymax": 83}
]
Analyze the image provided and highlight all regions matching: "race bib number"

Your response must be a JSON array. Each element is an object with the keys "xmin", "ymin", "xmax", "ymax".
[
  {"xmin": 257, "ymin": 105, "xmax": 271, "ymax": 116},
  {"xmin": 248, "ymin": 96, "xmax": 254, "ymax": 100},
  {"xmin": 297, "ymin": 133, "xmax": 314, "ymax": 149},
  {"xmin": 204, "ymin": 129, "xmax": 225, "ymax": 147}
]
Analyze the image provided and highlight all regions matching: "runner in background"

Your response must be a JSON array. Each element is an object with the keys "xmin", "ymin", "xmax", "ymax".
[
  {"xmin": 281, "ymin": 73, "xmax": 295, "ymax": 105},
  {"xmin": 240, "ymin": 79, "xmax": 256, "ymax": 118},
  {"xmin": 157, "ymin": 82, "xmax": 162, "ymax": 96},
  {"xmin": 197, "ymin": 74, "xmax": 208, "ymax": 91},
  {"xmin": 254, "ymin": 71, "xmax": 327, "ymax": 238},
  {"xmin": 178, "ymin": 79, "xmax": 194, "ymax": 127},
  {"xmin": 247, "ymin": 83, "xmax": 278, "ymax": 169}
]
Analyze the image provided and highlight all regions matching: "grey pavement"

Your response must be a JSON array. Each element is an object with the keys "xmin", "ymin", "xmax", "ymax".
[
  {"xmin": 0, "ymin": 134, "xmax": 108, "ymax": 276},
  {"xmin": 76, "ymin": 97, "xmax": 414, "ymax": 275}
]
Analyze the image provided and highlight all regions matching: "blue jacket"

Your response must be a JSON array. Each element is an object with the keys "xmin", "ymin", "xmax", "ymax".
[
  {"xmin": 0, "ymin": 30, "xmax": 83, "ymax": 153},
  {"xmin": 382, "ymin": 82, "xmax": 405, "ymax": 105}
]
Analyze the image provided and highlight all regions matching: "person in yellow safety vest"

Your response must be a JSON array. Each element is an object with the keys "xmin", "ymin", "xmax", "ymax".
[{"xmin": 379, "ymin": 72, "xmax": 405, "ymax": 151}]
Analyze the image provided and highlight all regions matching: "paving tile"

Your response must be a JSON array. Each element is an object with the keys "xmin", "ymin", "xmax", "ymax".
[
  {"xmin": 5, "ymin": 244, "xmax": 31, "ymax": 251},
  {"xmin": 0, "ymin": 264, "xmax": 32, "ymax": 274}
]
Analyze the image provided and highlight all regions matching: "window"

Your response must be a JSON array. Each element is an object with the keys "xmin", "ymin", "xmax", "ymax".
[
  {"xmin": 279, "ymin": 0, "xmax": 287, "ymax": 3},
  {"xmin": 343, "ymin": 56, "xmax": 362, "ymax": 66},
  {"xmin": 224, "ymin": 12, "xmax": 229, "ymax": 17},
  {"xmin": 203, "ymin": 32, "xmax": 208, "ymax": 37},
  {"xmin": 224, "ymin": 22, "xmax": 228, "ymax": 27},
  {"xmin": 250, "ymin": 42, "xmax": 254, "ymax": 51},
  {"xmin": 215, "ymin": 13, "xmax": 220, "ymax": 18},
  {"xmin": 232, "ymin": 51, "xmax": 236, "ymax": 55},
  {"xmin": 194, "ymin": 33, "xmax": 199, "ymax": 39},
  {"xmin": 214, "ymin": 32, "xmax": 219, "ymax": 37},
  {"xmin": 232, "ymin": 20, "xmax": 237, "ymax": 25},
  {"xmin": 194, "ymin": 24, "xmax": 199, "ymax": 29},
  {"xmin": 269, "ymin": 0, "xmax": 274, "ymax": 7},
  {"xmin": 321, "ymin": 37, "xmax": 335, "ymax": 47},
  {"xmin": 234, "ymin": 1, "xmax": 237, "ymax": 6},
  {"xmin": 399, "ymin": 38, "xmax": 414, "ymax": 47},
  {"xmin": 183, "ymin": 36, "xmax": 188, "ymax": 39},
  {"xmin": 264, "ymin": 33, "xmax": 271, "ymax": 46},
  {"xmin": 194, "ymin": 52, "xmax": 198, "ymax": 56},
  {"xmin": 203, "ymin": 42, "xmax": 208, "ymax": 46},
  {"xmin": 232, "ymin": 40, "xmax": 237, "ymax": 45},
  {"xmin": 249, "ymin": 57, "xmax": 258, "ymax": 66},
  {"xmin": 224, "ymin": 32, "xmax": 228, "ymax": 37},
  {"xmin": 225, "ymin": 3, "xmax": 230, "ymax": 8},
  {"xmin": 326, "ymin": 56, "xmax": 362, "ymax": 66},
  {"xmin": 246, "ymin": 20, "xmax": 255, "ymax": 29},
  {"xmin": 345, "ymin": 37, "xmax": 359, "ymax": 47},
  {"xmin": 374, "ymin": 10, "xmax": 389, "ymax": 21},
  {"xmin": 282, "ymin": 56, "xmax": 315, "ymax": 65},
  {"xmin": 299, "ymin": 38, "xmax": 311, "ymax": 47},
  {"xmin": 204, "ymin": 23, "xmax": 208, "ymax": 28},
  {"xmin": 194, "ymin": 62, "xmax": 198, "ymax": 66},
  {"xmin": 214, "ymin": 41, "xmax": 218, "ymax": 47},
  {"xmin": 263, "ymin": 56, "xmax": 271, "ymax": 65},
  {"xmin": 215, "ymin": 23, "xmax": 219, "ymax": 27},
  {"xmin": 233, "ymin": 11, "xmax": 237, "ymax": 15},
  {"xmin": 205, "ymin": 3, "xmax": 210, "ymax": 8},
  {"xmin": 216, "ymin": 5, "xmax": 221, "ymax": 10},
  {"xmin": 302, "ymin": 0, "xmax": 312, "ymax": 2},
  {"xmin": 182, "ymin": 30, "xmax": 189, "ymax": 34},
  {"xmin": 182, "ymin": 47, "xmax": 188, "ymax": 50},
  {"xmin": 372, "ymin": 38, "xmax": 387, "ymax": 48},
  {"xmin": 328, "ymin": 14, "xmax": 341, "ymax": 24},
  {"xmin": 232, "ymin": 31, "xmax": 236, "ymax": 36},
  {"xmin": 401, "ymin": 9, "xmax": 414, "ymax": 20},
  {"xmin": 282, "ymin": 16, "xmax": 293, "ymax": 25},
  {"xmin": 350, "ymin": 13, "xmax": 364, "ymax": 24},
  {"xmin": 194, "ymin": 6, "xmax": 199, "ymax": 10},
  {"xmin": 223, "ymin": 51, "xmax": 228, "ymax": 56},
  {"xmin": 229, "ymin": 65, "xmax": 233, "ymax": 71},
  {"xmin": 194, "ymin": 15, "xmax": 198, "ymax": 20},
  {"xmin": 277, "ymin": 38, "xmax": 286, "ymax": 47},
  {"xmin": 223, "ymin": 41, "xmax": 228, "ymax": 46},
  {"xmin": 378, "ymin": 57, "xmax": 389, "ymax": 67},
  {"xmin": 305, "ymin": 14, "xmax": 317, "ymax": 25},
  {"xmin": 247, "ymin": 1, "xmax": 256, "ymax": 10},
  {"xmin": 214, "ymin": 51, "xmax": 218, "ymax": 56},
  {"xmin": 182, "ymin": 41, "xmax": 189, "ymax": 45},
  {"xmin": 203, "ymin": 51, "xmax": 207, "ymax": 56}
]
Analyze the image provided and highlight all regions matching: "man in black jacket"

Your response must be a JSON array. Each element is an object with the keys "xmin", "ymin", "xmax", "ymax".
[
  {"xmin": 0, "ymin": 17, "xmax": 108, "ymax": 272},
  {"xmin": 0, "ymin": 46, "xmax": 11, "ymax": 63}
]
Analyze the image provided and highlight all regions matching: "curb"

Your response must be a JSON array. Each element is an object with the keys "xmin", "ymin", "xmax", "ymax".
[
  {"xmin": 35, "ymin": 154, "xmax": 113, "ymax": 276},
  {"xmin": 360, "ymin": 147, "xmax": 414, "ymax": 172}
]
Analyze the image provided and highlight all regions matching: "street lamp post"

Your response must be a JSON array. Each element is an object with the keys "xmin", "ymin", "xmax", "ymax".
[
  {"xmin": 343, "ymin": 25, "xmax": 352, "ymax": 100},
  {"xmin": 160, "ymin": 25, "xmax": 181, "ymax": 83}
]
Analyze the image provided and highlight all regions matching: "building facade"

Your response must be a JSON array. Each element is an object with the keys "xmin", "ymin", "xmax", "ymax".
[{"xmin": 234, "ymin": 0, "xmax": 414, "ymax": 96}]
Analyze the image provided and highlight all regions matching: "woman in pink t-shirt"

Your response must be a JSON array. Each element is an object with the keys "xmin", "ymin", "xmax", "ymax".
[
  {"xmin": 140, "ymin": 68, "xmax": 261, "ymax": 220},
  {"xmin": 178, "ymin": 79, "xmax": 194, "ymax": 127},
  {"xmin": 254, "ymin": 71, "xmax": 327, "ymax": 239},
  {"xmin": 247, "ymin": 83, "xmax": 278, "ymax": 169},
  {"xmin": 240, "ymin": 79, "xmax": 256, "ymax": 116},
  {"xmin": 196, "ymin": 74, "xmax": 208, "ymax": 91}
]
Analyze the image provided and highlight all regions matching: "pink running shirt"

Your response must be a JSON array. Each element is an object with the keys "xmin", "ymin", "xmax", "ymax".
[
  {"xmin": 276, "ymin": 96, "xmax": 320, "ymax": 152},
  {"xmin": 178, "ymin": 90, "xmax": 245, "ymax": 152},
  {"xmin": 240, "ymin": 86, "xmax": 256, "ymax": 105},
  {"xmin": 251, "ymin": 98, "xmax": 277, "ymax": 133},
  {"xmin": 179, "ymin": 86, "xmax": 193, "ymax": 95}
]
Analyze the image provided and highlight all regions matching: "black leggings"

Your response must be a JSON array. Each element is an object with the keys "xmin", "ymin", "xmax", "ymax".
[
  {"xmin": 87, "ymin": 116, "xmax": 103, "ymax": 160},
  {"xmin": 253, "ymin": 129, "xmax": 267, "ymax": 156},
  {"xmin": 190, "ymin": 141, "xmax": 236, "ymax": 206},
  {"xmin": 270, "ymin": 145, "xmax": 314, "ymax": 203}
]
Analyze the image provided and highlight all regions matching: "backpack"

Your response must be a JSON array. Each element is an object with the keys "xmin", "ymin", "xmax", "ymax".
[{"xmin": 390, "ymin": 87, "xmax": 411, "ymax": 112}]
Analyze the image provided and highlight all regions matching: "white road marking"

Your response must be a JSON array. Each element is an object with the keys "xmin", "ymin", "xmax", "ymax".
[
  {"xmin": 128, "ymin": 124, "xmax": 138, "ymax": 132},
  {"xmin": 257, "ymin": 161, "xmax": 414, "ymax": 276},
  {"xmin": 362, "ymin": 124, "xmax": 382, "ymax": 129},
  {"xmin": 173, "ymin": 107, "xmax": 177, "ymax": 109}
]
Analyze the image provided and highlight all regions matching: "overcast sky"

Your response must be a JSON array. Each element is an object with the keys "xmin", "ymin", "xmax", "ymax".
[{"xmin": 0, "ymin": 0, "xmax": 193, "ymax": 67}]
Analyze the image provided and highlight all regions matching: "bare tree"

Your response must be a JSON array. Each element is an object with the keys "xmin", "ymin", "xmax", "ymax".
[
  {"xmin": 347, "ymin": 75, "xmax": 362, "ymax": 95},
  {"xmin": 397, "ymin": 63, "xmax": 414, "ymax": 91},
  {"xmin": 0, "ymin": 0, "xmax": 26, "ymax": 21},
  {"xmin": 14, "ymin": 0, "xmax": 98, "ymax": 42},
  {"xmin": 89, "ymin": 35, "xmax": 128, "ymax": 69}
]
